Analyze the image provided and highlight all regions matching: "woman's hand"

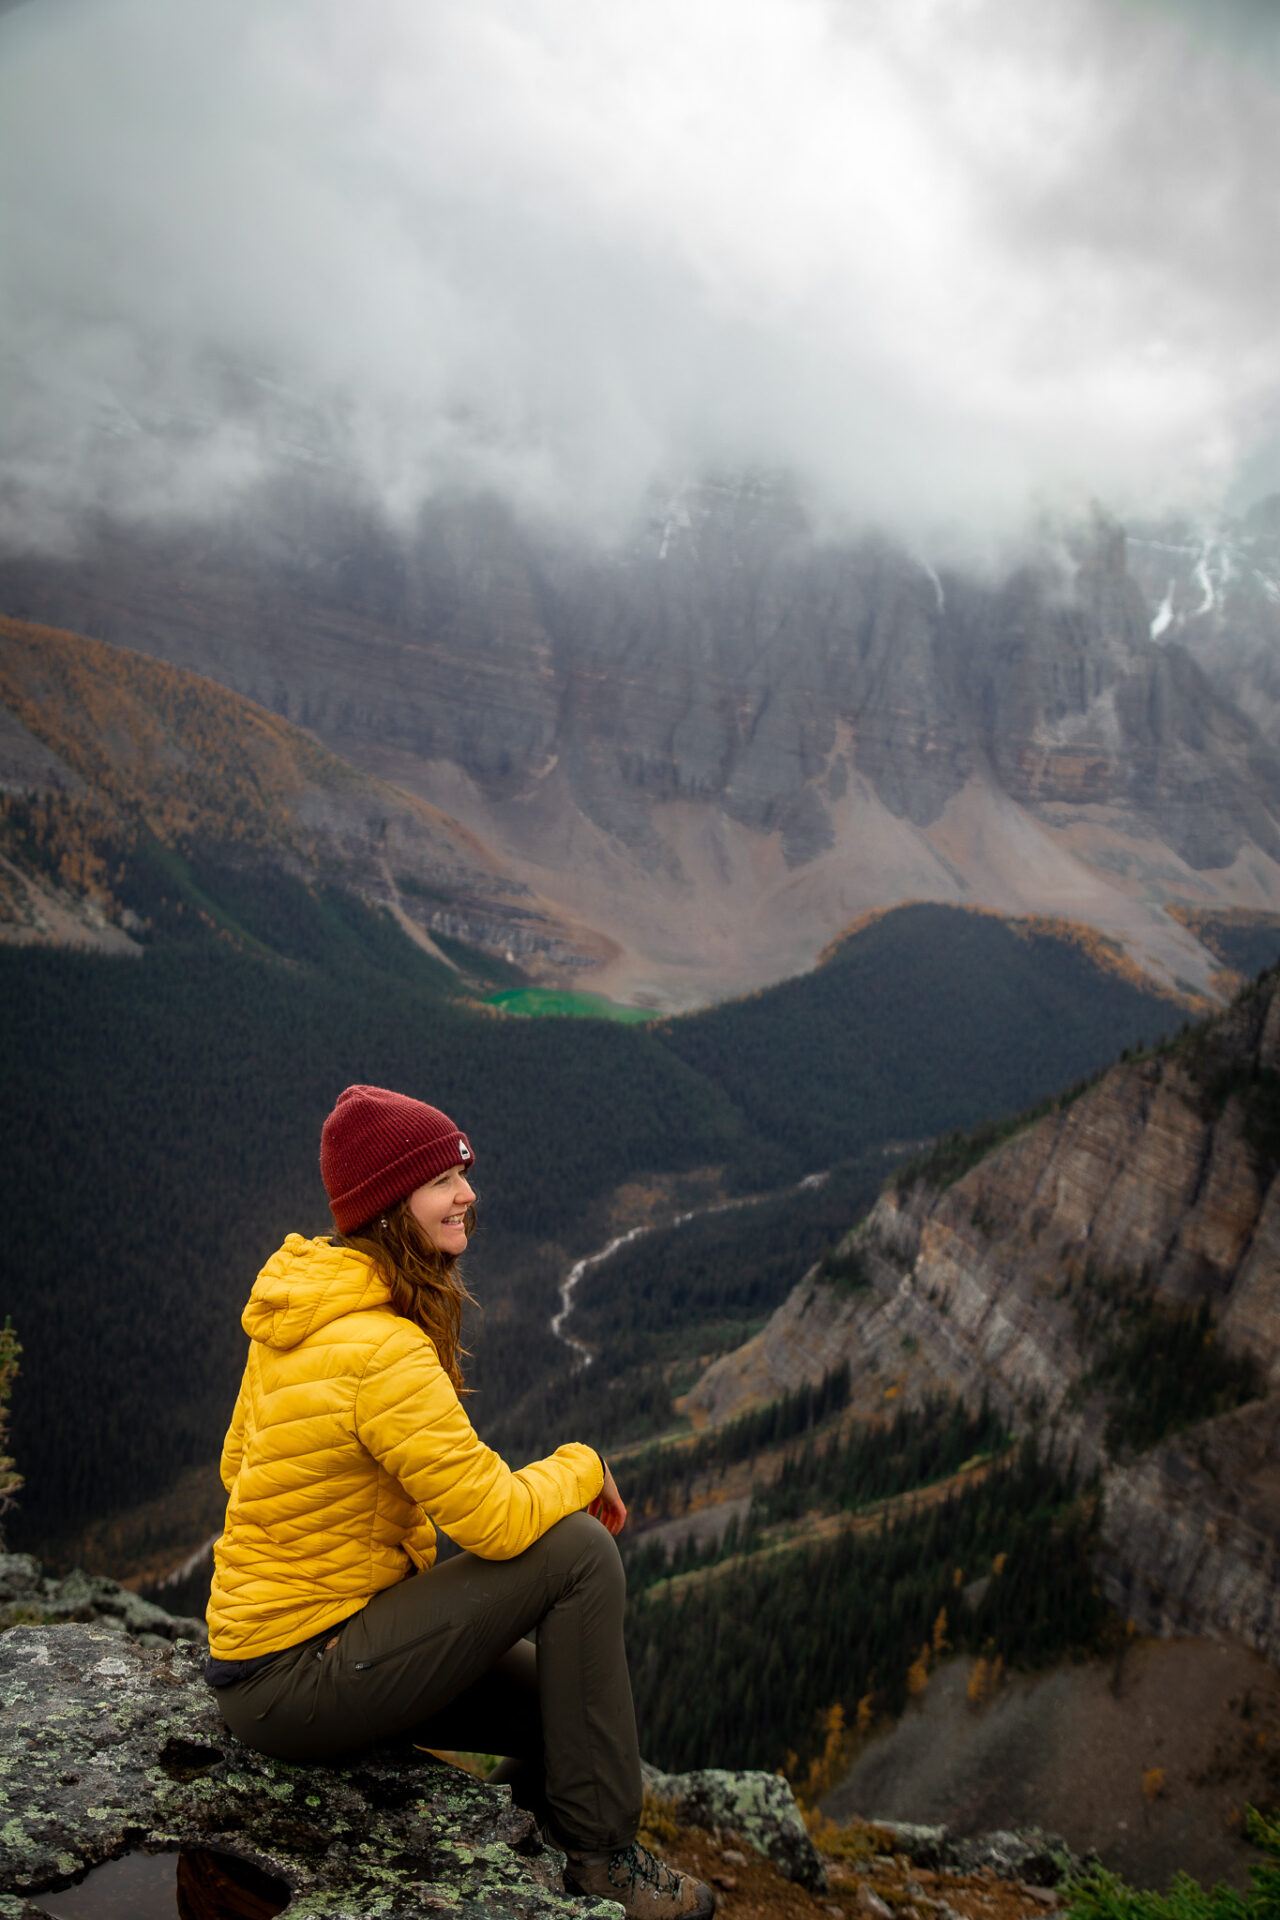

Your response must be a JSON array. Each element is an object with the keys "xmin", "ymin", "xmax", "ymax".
[{"xmin": 588, "ymin": 1462, "xmax": 627, "ymax": 1536}]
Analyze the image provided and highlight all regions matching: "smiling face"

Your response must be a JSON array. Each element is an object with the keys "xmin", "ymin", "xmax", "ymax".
[{"xmin": 406, "ymin": 1163, "xmax": 476, "ymax": 1256}]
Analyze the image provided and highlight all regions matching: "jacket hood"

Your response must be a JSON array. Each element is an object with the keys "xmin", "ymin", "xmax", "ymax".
[{"xmin": 242, "ymin": 1234, "xmax": 393, "ymax": 1350}]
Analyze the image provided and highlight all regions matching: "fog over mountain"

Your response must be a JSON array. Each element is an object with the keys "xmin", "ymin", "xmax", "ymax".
[{"xmin": 3, "ymin": 0, "xmax": 1280, "ymax": 552}]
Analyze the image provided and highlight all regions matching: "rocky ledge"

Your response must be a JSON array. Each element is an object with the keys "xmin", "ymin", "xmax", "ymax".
[{"xmin": 0, "ymin": 1623, "xmax": 824, "ymax": 1919}]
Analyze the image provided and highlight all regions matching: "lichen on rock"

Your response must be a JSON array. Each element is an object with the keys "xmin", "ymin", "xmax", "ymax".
[
  {"xmin": 640, "ymin": 1762, "xmax": 827, "ymax": 1891},
  {"xmin": 0, "ymin": 1623, "xmax": 619, "ymax": 1919},
  {"xmin": 1, "ymin": 1621, "xmax": 828, "ymax": 1920}
]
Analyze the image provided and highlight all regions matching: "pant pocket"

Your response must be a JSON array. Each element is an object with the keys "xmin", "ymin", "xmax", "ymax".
[{"xmin": 349, "ymin": 1618, "xmax": 455, "ymax": 1672}]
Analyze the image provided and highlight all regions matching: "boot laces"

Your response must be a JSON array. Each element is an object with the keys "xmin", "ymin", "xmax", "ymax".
[{"xmin": 607, "ymin": 1842, "xmax": 684, "ymax": 1901}]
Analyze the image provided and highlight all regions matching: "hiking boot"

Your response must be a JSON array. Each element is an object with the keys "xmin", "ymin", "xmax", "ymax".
[{"xmin": 563, "ymin": 1840, "xmax": 715, "ymax": 1920}]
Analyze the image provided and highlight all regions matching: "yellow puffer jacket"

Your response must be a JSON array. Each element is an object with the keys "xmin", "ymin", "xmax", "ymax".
[{"xmin": 207, "ymin": 1234, "xmax": 604, "ymax": 1661}]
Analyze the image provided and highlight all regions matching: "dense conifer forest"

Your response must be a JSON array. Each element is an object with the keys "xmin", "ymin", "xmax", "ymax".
[
  {"xmin": 620, "ymin": 1362, "xmax": 857, "ymax": 1522},
  {"xmin": 656, "ymin": 906, "xmax": 1177, "ymax": 1174},
  {"xmin": 625, "ymin": 1431, "xmax": 1107, "ymax": 1772},
  {"xmin": 618, "ymin": 1388, "xmax": 1009, "ymax": 1593},
  {"xmin": 2, "ymin": 847, "xmax": 1177, "ymax": 1551}
]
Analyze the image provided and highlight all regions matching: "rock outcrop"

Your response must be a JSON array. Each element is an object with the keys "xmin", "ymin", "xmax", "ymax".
[
  {"xmin": 0, "ymin": 1550, "xmax": 205, "ymax": 1645},
  {"xmin": 683, "ymin": 969, "xmax": 1280, "ymax": 1662},
  {"xmin": 852, "ymin": 1821, "xmax": 1074, "ymax": 1887},
  {"xmin": 0, "ymin": 1622, "xmax": 826, "ymax": 1920},
  {"xmin": 640, "ymin": 1763, "xmax": 825, "ymax": 1891},
  {"xmin": 0, "ymin": 1622, "xmax": 597, "ymax": 1919}
]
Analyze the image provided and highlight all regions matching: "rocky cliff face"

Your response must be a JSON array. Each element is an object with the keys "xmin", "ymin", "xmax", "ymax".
[
  {"xmin": 4, "ymin": 483, "xmax": 1279, "ymax": 1005},
  {"xmin": 1126, "ymin": 498, "xmax": 1280, "ymax": 749},
  {"xmin": 684, "ymin": 969, "xmax": 1280, "ymax": 1662}
]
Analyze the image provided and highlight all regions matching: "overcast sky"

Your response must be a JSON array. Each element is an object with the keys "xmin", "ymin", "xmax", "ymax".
[{"xmin": 2, "ymin": 0, "xmax": 1279, "ymax": 551}]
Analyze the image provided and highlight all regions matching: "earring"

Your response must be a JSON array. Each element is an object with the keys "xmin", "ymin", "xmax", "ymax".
[{"xmin": 379, "ymin": 1215, "xmax": 390, "ymax": 1230}]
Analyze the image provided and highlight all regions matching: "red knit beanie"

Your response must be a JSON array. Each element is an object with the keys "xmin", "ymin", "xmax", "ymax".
[{"xmin": 320, "ymin": 1085, "xmax": 475, "ymax": 1233}]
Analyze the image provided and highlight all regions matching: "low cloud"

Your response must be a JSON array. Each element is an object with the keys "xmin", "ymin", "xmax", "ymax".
[{"xmin": 3, "ymin": 0, "xmax": 1280, "ymax": 551}]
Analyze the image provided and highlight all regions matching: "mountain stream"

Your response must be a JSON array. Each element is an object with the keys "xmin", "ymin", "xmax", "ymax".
[{"xmin": 549, "ymin": 1170, "xmax": 829, "ymax": 1369}]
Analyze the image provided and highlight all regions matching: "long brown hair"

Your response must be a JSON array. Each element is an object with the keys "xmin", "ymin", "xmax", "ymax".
[{"xmin": 343, "ymin": 1197, "xmax": 479, "ymax": 1393}]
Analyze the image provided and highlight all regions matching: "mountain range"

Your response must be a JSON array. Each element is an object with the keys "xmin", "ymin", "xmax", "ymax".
[{"xmin": 6, "ymin": 480, "xmax": 1280, "ymax": 1007}]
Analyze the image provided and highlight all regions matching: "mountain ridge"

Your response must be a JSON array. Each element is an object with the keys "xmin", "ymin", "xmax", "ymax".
[
  {"xmin": 0, "ymin": 613, "xmax": 611, "ymax": 975},
  {"xmin": 681, "ymin": 965, "xmax": 1280, "ymax": 1666},
  {"xmin": 6, "ymin": 484, "xmax": 1280, "ymax": 1005}
]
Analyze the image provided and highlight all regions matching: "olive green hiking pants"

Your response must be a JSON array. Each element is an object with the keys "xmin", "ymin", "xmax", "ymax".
[{"xmin": 213, "ymin": 1511, "xmax": 643, "ymax": 1853}]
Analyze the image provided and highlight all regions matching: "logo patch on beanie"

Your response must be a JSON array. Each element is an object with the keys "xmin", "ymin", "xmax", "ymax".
[{"xmin": 458, "ymin": 1139, "xmax": 472, "ymax": 1161}]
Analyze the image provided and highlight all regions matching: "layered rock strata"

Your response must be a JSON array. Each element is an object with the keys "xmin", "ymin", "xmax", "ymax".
[{"xmin": 684, "ymin": 971, "xmax": 1280, "ymax": 1659}]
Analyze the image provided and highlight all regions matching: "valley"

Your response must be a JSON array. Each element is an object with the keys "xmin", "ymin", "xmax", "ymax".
[
  {"xmin": 6, "ymin": 536, "xmax": 1280, "ymax": 1891},
  {"xmin": 535, "ymin": 962, "xmax": 1280, "ymax": 1884},
  {"xmin": 0, "ymin": 614, "xmax": 1187, "ymax": 1556}
]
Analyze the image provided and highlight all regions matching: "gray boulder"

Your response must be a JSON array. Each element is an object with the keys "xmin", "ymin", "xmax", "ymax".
[
  {"xmin": 946, "ymin": 1829, "xmax": 1079, "ymax": 1887},
  {"xmin": 641, "ymin": 1761, "xmax": 827, "ymax": 1891},
  {"xmin": 0, "ymin": 1552, "xmax": 40, "ymax": 1597},
  {"xmin": 0, "ymin": 1551, "xmax": 205, "ymax": 1645},
  {"xmin": 843, "ymin": 1817, "xmax": 1081, "ymax": 1887},
  {"xmin": 852, "ymin": 1819, "xmax": 951, "ymax": 1869}
]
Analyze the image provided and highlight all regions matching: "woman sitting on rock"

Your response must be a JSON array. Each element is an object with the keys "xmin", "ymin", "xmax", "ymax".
[{"xmin": 206, "ymin": 1083, "xmax": 711, "ymax": 1920}]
